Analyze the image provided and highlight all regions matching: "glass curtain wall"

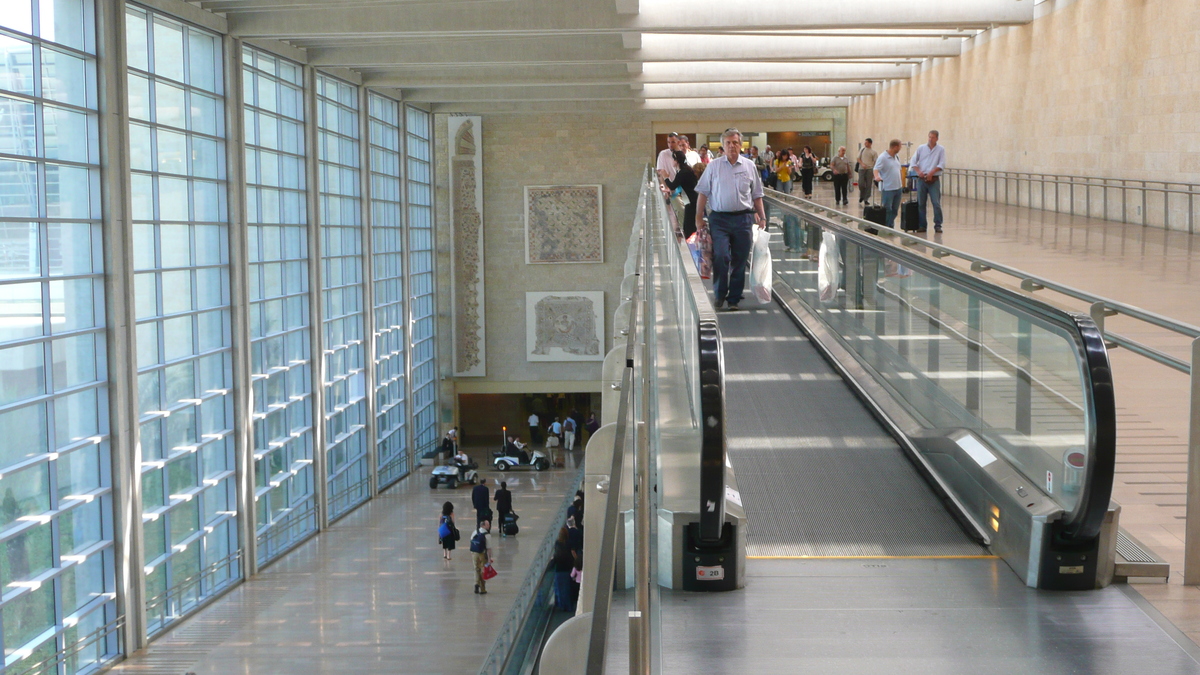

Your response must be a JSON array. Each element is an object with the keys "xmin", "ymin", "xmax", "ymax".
[
  {"xmin": 367, "ymin": 93, "xmax": 407, "ymax": 489},
  {"xmin": 0, "ymin": 2, "xmax": 119, "ymax": 673},
  {"xmin": 405, "ymin": 106, "xmax": 437, "ymax": 457},
  {"xmin": 125, "ymin": 6, "xmax": 239, "ymax": 636},
  {"xmin": 240, "ymin": 47, "xmax": 316, "ymax": 566},
  {"xmin": 316, "ymin": 75, "xmax": 368, "ymax": 520}
]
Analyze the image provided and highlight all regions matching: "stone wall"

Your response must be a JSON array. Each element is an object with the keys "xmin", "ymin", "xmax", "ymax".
[
  {"xmin": 847, "ymin": 0, "xmax": 1200, "ymax": 224},
  {"xmin": 434, "ymin": 112, "xmax": 650, "ymax": 398},
  {"xmin": 432, "ymin": 106, "xmax": 849, "ymax": 421}
]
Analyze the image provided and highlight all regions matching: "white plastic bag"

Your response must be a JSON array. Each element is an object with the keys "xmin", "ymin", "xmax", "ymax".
[
  {"xmin": 750, "ymin": 227, "xmax": 773, "ymax": 304},
  {"xmin": 818, "ymin": 232, "xmax": 841, "ymax": 303}
]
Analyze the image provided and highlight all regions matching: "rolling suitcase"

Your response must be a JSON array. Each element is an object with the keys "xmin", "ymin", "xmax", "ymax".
[
  {"xmin": 901, "ymin": 176, "xmax": 921, "ymax": 232},
  {"xmin": 862, "ymin": 187, "xmax": 886, "ymax": 235},
  {"xmin": 503, "ymin": 511, "xmax": 519, "ymax": 536}
]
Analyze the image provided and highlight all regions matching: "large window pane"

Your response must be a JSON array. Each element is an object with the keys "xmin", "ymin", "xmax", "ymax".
[
  {"xmin": 126, "ymin": 6, "xmax": 238, "ymax": 637},
  {"xmin": 318, "ymin": 74, "xmax": 368, "ymax": 520},
  {"xmin": 368, "ymin": 93, "xmax": 407, "ymax": 488},
  {"xmin": 243, "ymin": 46, "xmax": 316, "ymax": 566},
  {"xmin": 0, "ymin": 2, "xmax": 117, "ymax": 672},
  {"xmin": 406, "ymin": 106, "xmax": 438, "ymax": 457}
]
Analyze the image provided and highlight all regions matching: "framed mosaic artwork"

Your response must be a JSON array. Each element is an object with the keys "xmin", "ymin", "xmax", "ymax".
[
  {"xmin": 525, "ymin": 291, "xmax": 604, "ymax": 362},
  {"xmin": 524, "ymin": 185, "xmax": 604, "ymax": 264},
  {"xmin": 449, "ymin": 115, "xmax": 485, "ymax": 376}
]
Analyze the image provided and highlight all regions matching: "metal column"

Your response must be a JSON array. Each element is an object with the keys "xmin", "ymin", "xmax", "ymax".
[
  {"xmin": 97, "ymin": 0, "xmax": 148, "ymax": 654},
  {"xmin": 303, "ymin": 65, "xmax": 329, "ymax": 531},
  {"xmin": 357, "ymin": 88, "xmax": 379, "ymax": 496},
  {"xmin": 223, "ymin": 34, "xmax": 257, "ymax": 577}
]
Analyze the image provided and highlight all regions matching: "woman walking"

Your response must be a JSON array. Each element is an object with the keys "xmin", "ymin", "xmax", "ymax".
[
  {"xmin": 774, "ymin": 149, "xmax": 793, "ymax": 195},
  {"xmin": 438, "ymin": 501, "xmax": 457, "ymax": 560},
  {"xmin": 799, "ymin": 146, "xmax": 818, "ymax": 199},
  {"xmin": 659, "ymin": 150, "xmax": 699, "ymax": 238}
]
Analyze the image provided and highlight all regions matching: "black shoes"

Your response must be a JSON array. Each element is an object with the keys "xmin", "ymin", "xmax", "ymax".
[
  {"xmin": 935, "ymin": 225, "xmax": 943, "ymax": 233},
  {"xmin": 726, "ymin": 304, "xmax": 740, "ymax": 312},
  {"xmin": 714, "ymin": 299, "xmax": 725, "ymax": 310}
]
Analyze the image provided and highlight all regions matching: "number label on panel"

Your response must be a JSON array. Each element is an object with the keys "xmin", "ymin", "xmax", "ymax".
[{"xmin": 696, "ymin": 565, "xmax": 725, "ymax": 580}]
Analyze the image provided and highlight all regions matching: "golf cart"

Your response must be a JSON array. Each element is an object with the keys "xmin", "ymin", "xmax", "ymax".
[
  {"xmin": 493, "ymin": 447, "xmax": 550, "ymax": 472},
  {"xmin": 429, "ymin": 458, "xmax": 478, "ymax": 489}
]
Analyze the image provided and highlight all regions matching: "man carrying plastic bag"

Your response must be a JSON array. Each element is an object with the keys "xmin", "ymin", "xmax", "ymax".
[{"xmin": 749, "ymin": 228, "xmax": 772, "ymax": 304}]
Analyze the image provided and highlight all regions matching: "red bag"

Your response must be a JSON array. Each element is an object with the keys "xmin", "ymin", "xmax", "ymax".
[
  {"xmin": 482, "ymin": 563, "xmax": 498, "ymax": 580},
  {"xmin": 694, "ymin": 227, "xmax": 713, "ymax": 279}
]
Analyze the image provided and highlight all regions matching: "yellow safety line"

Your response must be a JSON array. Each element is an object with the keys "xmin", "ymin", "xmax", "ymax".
[{"xmin": 747, "ymin": 555, "xmax": 999, "ymax": 560}]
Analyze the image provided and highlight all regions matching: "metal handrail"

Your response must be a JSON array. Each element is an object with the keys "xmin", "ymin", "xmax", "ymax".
[
  {"xmin": 653, "ymin": 178, "xmax": 728, "ymax": 544},
  {"xmin": 477, "ymin": 464, "xmax": 585, "ymax": 675},
  {"xmin": 942, "ymin": 168, "xmax": 1199, "ymax": 233},
  {"xmin": 765, "ymin": 190, "xmax": 1117, "ymax": 542}
]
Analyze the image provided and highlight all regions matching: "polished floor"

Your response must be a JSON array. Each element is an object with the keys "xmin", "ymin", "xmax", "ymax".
[
  {"xmin": 605, "ymin": 558, "xmax": 1200, "ymax": 675},
  {"xmin": 110, "ymin": 447, "xmax": 582, "ymax": 675}
]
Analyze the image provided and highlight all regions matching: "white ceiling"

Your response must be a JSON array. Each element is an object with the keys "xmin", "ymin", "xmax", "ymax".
[{"xmin": 201, "ymin": 0, "xmax": 1035, "ymax": 112}]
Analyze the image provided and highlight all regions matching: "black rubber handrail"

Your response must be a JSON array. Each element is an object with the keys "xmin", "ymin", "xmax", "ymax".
[
  {"xmin": 764, "ymin": 193, "xmax": 1117, "ymax": 543},
  {"xmin": 655, "ymin": 180, "xmax": 727, "ymax": 544}
]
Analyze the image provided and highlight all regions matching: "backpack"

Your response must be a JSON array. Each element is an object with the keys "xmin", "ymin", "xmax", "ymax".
[{"xmin": 470, "ymin": 531, "xmax": 486, "ymax": 553}]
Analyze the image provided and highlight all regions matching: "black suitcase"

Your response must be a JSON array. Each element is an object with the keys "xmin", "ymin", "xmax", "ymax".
[
  {"xmin": 901, "ymin": 201, "xmax": 920, "ymax": 231},
  {"xmin": 863, "ymin": 203, "xmax": 886, "ymax": 235},
  {"xmin": 503, "ymin": 522, "xmax": 519, "ymax": 536},
  {"xmin": 901, "ymin": 177, "xmax": 921, "ymax": 231}
]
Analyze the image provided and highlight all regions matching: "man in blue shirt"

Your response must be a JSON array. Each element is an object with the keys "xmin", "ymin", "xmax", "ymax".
[
  {"xmin": 873, "ymin": 139, "xmax": 904, "ymax": 230},
  {"xmin": 910, "ymin": 130, "xmax": 947, "ymax": 233},
  {"xmin": 694, "ymin": 128, "xmax": 766, "ymax": 311}
]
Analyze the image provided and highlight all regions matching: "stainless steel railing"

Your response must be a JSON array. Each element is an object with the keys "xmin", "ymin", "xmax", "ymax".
[
  {"xmin": 942, "ymin": 168, "xmax": 1200, "ymax": 233},
  {"xmin": 767, "ymin": 186, "xmax": 1200, "ymax": 584}
]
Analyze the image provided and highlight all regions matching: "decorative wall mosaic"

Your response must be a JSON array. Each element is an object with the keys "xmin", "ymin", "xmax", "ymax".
[
  {"xmin": 524, "ymin": 185, "xmax": 604, "ymax": 264},
  {"xmin": 449, "ymin": 115, "xmax": 485, "ymax": 376},
  {"xmin": 525, "ymin": 291, "xmax": 604, "ymax": 362}
]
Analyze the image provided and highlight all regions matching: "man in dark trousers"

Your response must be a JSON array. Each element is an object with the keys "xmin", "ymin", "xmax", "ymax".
[
  {"xmin": 472, "ymin": 478, "xmax": 491, "ymax": 528},
  {"xmin": 494, "ymin": 481, "xmax": 513, "ymax": 536},
  {"xmin": 693, "ymin": 128, "xmax": 766, "ymax": 312}
]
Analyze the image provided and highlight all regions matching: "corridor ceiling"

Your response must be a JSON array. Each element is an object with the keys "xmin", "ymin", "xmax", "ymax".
[{"xmin": 205, "ymin": 0, "xmax": 1036, "ymax": 112}]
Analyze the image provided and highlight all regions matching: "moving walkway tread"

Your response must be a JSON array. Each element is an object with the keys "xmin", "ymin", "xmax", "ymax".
[{"xmin": 716, "ymin": 298, "xmax": 987, "ymax": 557}]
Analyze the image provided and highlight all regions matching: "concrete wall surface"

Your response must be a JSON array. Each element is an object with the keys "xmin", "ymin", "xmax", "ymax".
[{"xmin": 847, "ymin": 0, "xmax": 1200, "ymax": 185}]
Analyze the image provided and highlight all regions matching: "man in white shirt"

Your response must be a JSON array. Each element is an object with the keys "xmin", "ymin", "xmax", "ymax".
[
  {"xmin": 679, "ymin": 135, "xmax": 702, "ymax": 167},
  {"xmin": 656, "ymin": 132, "xmax": 679, "ymax": 181},
  {"xmin": 873, "ymin": 139, "xmax": 904, "ymax": 230},
  {"xmin": 528, "ymin": 412, "xmax": 541, "ymax": 445},
  {"xmin": 694, "ymin": 128, "xmax": 766, "ymax": 311},
  {"xmin": 910, "ymin": 130, "xmax": 947, "ymax": 233}
]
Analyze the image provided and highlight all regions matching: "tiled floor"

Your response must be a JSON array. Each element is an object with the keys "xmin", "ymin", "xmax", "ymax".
[
  {"xmin": 799, "ymin": 181, "xmax": 1200, "ymax": 643},
  {"xmin": 110, "ymin": 446, "xmax": 582, "ymax": 675}
]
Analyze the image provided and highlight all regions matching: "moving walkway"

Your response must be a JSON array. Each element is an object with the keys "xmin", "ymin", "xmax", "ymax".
[{"xmin": 527, "ymin": 172, "xmax": 1199, "ymax": 675}]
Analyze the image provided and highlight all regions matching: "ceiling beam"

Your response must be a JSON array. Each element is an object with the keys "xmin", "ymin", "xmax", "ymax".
[
  {"xmin": 307, "ymin": 34, "xmax": 962, "ymax": 68},
  {"xmin": 642, "ymin": 81, "xmax": 876, "ymax": 98},
  {"xmin": 642, "ymin": 96, "xmax": 851, "ymax": 110},
  {"xmin": 359, "ymin": 61, "xmax": 913, "ymax": 88},
  {"xmin": 225, "ymin": 0, "xmax": 1030, "ymax": 38},
  {"xmin": 402, "ymin": 84, "xmax": 642, "ymax": 103}
]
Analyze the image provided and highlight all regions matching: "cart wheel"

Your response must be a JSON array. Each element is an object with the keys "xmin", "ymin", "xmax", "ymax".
[
  {"xmin": 429, "ymin": 477, "xmax": 439, "ymax": 489},
  {"xmin": 448, "ymin": 478, "xmax": 457, "ymax": 489},
  {"xmin": 496, "ymin": 462, "xmax": 508, "ymax": 471},
  {"xmin": 535, "ymin": 459, "xmax": 549, "ymax": 471}
]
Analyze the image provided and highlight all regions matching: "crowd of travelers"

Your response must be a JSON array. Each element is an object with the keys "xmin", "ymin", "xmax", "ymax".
[{"xmin": 434, "ymin": 409, "xmax": 599, "ymax": 599}]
